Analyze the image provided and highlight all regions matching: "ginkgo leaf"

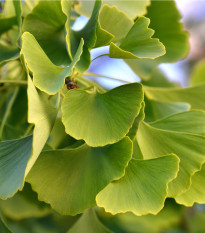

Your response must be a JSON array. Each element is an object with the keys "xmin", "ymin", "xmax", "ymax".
[
  {"xmin": 144, "ymin": 84, "xmax": 205, "ymax": 110},
  {"xmin": 0, "ymin": 76, "xmax": 58, "ymax": 199},
  {"xmin": 67, "ymin": 209, "xmax": 112, "ymax": 233},
  {"xmin": 145, "ymin": 0, "xmax": 189, "ymax": 62},
  {"xmin": 21, "ymin": 32, "xmax": 84, "ymax": 95},
  {"xmin": 26, "ymin": 137, "xmax": 132, "ymax": 215},
  {"xmin": 150, "ymin": 110, "xmax": 205, "ymax": 136},
  {"xmin": 96, "ymin": 155, "xmax": 179, "ymax": 215},
  {"xmin": 70, "ymin": 0, "xmax": 103, "ymax": 72},
  {"xmin": 137, "ymin": 121, "xmax": 205, "ymax": 197},
  {"xmin": 74, "ymin": 0, "xmax": 150, "ymax": 19},
  {"xmin": 107, "ymin": 0, "xmax": 150, "ymax": 18},
  {"xmin": 109, "ymin": 17, "xmax": 165, "ymax": 59},
  {"xmin": 0, "ymin": 183, "xmax": 50, "ymax": 220},
  {"xmin": 25, "ymin": 76, "xmax": 58, "ymax": 176},
  {"xmin": 0, "ymin": 135, "xmax": 33, "ymax": 199},
  {"xmin": 144, "ymin": 98, "xmax": 190, "ymax": 122},
  {"xmin": 98, "ymin": 4, "xmax": 133, "ymax": 43},
  {"xmin": 176, "ymin": 164, "xmax": 205, "ymax": 206},
  {"xmin": 61, "ymin": 83, "xmax": 143, "ymax": 147},
  {"xmin": 22, "ymin": 0, "xmax": 69, "ymax": 65},
  {"xmin": 190, "ymin": 58, "xmax": 205, "ymax": 86}
]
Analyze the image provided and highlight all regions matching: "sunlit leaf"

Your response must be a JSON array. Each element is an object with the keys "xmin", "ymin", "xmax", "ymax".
[
  {"xmin": 25, "ymin": 76, "xmax": 58, "ymax": 176},
  {"xmin": 74, "ymin": 0, "xmax": 150, "ymax": 19},
  {"xmin": 99, "ymin": 4, "xmax": 133, "ymax": 43},
  {"xmin": 96, "ymin": 155, "xmax": 179, "ymax": 215},
  {"xmin": 110, "ymin": 17, "xmax": 165, "ymax": 59},
  {"xmin": 176, "ymin": 164, "xmax": 205, "ymax": 206},
  {"xmin": 61, "ymin": 83, "xmax": 143, "ymax": 147},
  {"xmin": 67, "ymin": 209, "xmax": 112, "ymax": 233},
  {"xmin": 21, "ymin": 32, "xmax": 84, "ymax": 95},
  {"xmin": 107, "ymin": 0, "xmax": 150, "ymax": 18},
  {"xmin": 137, "ymin": 121, "xmax": 205, "ymax": 197},
  {"xmin": 26, "ymin": 137, "xmax": 132, "ymax": 215}
]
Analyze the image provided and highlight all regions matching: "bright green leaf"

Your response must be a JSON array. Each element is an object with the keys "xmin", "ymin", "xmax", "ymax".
[
  {"xmin": 96, "ymin": 155, "xmax": 179, "ymax": 215},
  {"xmin": 21, "ymin": 32, "xmax": 84, "ymax": 95},
  {"xmin": 137, "ymin": 121, "xmax": 205, "ymax": 197},
  {"xmin": 61, "ymin": 83, "xmax": 143, "ymax": 147},
  {"xmin": 99, "ymin": 4, "xmax": 133, "ymax": 43},
  {"xmin": 67, "ymin": 209, "xmax": 112, "ymax": 233},
  {"xmin": 25, "ymin": 76, "xmax": 58, "ymax": 176},
  {"xmin": 74, "ymin": 0, "xmax": 150, "ymax": 19},
  {"xmin": 107, "ymin": 0, "xmax": 150, "ymax": 18},
  {"xmin": 110, "ymin": 17, "xmax": 165, "ymax": 59},
  {"xmin": 176, "ymin": 164, "xmax": 205, "ymax": 206},
  {"xmin": 26, "ymin": 137, "xmax": 132, "ymax": 215},
  {"xmin": 145, "ymin": 0, "xmax": 189, "ymax": 62}
]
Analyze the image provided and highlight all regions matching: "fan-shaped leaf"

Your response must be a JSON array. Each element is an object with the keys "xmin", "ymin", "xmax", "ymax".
[
  {"xmin": 96, "ymin": 155, "xmax": 179, "ymax": 215},
  {"xmin": 21, "ymin": 32, "xmax": 84, "ymax": 95},
  {"xmin": 99, "ymin": 4, "xmax": 133, "ymax": 43},
  {"xmin": 137, "ymin": 121, "xmax": 205, "ymax": 197},
  {"xmin": 61, "ymin": 83, "xmax": 143, "ymax": 147},
  {"xmin": 26, "ymin": 137, "xmax": 132, "ymax": 215},
  {"xmin": 145, "ymin": 0, "xmax": 189, "ymax": 62},
  {"xmin": 22, "ymin": 0, "xmax": 69, "ymax": 66},
  {"xmin": 110, "ymin": 17, "xmax": 165, "ymax": 59},
  {"xmin": 176, "ymin": 164, "xmax": 205, "ymax": 206}
]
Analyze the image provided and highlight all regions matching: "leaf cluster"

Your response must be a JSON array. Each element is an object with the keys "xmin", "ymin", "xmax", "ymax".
[{"xmin": 1, "ymin": 0, "xmax": 205, "ymax": 232}]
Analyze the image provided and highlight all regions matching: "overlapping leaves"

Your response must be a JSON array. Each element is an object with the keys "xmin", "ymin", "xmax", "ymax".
[{"xmin": 1, "ymin": 1, "xmax": 205, "ymax": 231}]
